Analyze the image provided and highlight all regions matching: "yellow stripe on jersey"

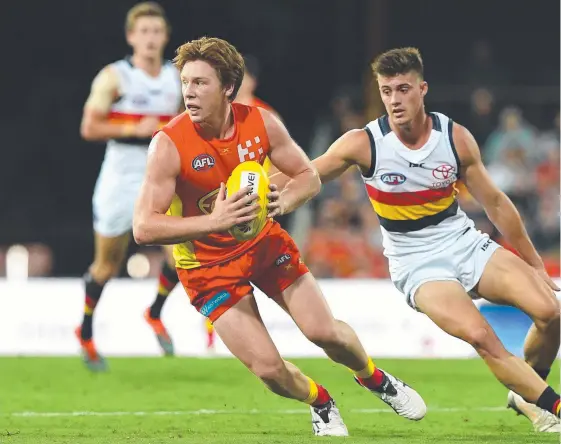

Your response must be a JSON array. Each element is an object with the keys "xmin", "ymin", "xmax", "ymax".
[
  {"xmin": 166, "ymin": 194, "xmax": 201, "ymax": 269},
  {"xmin": 371, "ymin": 194, "xmax": 456, "ymax": 220}
]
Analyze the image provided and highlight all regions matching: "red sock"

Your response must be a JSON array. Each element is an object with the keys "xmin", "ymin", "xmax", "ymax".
[
  {"xmin": 553, "ymin": 399, "xmax": 560, "ymax": 418},
  {"xmin": 360, "ymin": 368, "xmax": 385, "ymax": 389},
  {"xmin": 312, "ymin": 384, "xmax": 332, "ymax": 407}
]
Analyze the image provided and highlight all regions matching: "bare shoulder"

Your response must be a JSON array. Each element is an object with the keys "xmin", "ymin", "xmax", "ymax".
[
  {"xmin": 147, "ymin": 132, "xmax": 180, "ymax": 174},
  {"xmin": 257, "ymin": 106, "xmax": 287, "ymax": 141},
  {"xmin": 451, "ymin": 121, "xmax": 481, "ymax": 166},
  {"xmin": 330, "ymin": 128, "xmax": 371, "ymax": 165}
]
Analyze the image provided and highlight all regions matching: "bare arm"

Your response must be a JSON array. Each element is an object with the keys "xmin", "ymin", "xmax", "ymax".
[
  {"xmin": 455, "ymin": 123, "xmax": 544, "ymax": 268},
  {"xmin": 260, "ymin": 108, "xmax": 321, "ymax": 214},
  {"xmin": 133, "ymin": 132, "xmax": 213, "ymax": 245},
  {"xmin": 133, "ymin": 132, "xmax": 259, "ymax": 245},
  {"xmin": 269, "ymin": 129, "xmax": 371, "ymax": 189},
  {"xmin": 80, "ymin": 66, "xmax": 160, "ymax": 141}
]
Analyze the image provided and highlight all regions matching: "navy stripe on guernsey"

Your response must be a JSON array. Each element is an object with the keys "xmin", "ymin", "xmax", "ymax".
[
  {"xmin": 448, "ymin": 119, "xmax": 461, "ymax": 178},
  {"xmin": 363, "ymin": 126, "xmax": 376, "ymax": 178},
  {"xmin": 378, "ymin": 200, "xmax": 459, "ymax": 233},
  {"xmin": 118, "ymin": 137, "xmax": 152, "ymax": 146}
]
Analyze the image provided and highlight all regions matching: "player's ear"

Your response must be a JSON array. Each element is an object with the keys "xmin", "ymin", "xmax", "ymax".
[
  {"xmin": 224, "ymin": 83, "xmax": 235, "ymax": 100},
  {"xmin": 420, "ymin": 81, "xmax": 428, "ymax": 99}
]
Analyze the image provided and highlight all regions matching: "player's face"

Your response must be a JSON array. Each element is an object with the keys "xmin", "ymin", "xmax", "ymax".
[
  {"xmin": 378, "ymin": 72, "xmax": 427, "ymax": 126},
  {"xmin": 127, "ymin": 17, "xmax": 168, "ymax": 59},
  {"xmin": 181, "ymin": 60, "xmax": 234, "ymax": 124}
]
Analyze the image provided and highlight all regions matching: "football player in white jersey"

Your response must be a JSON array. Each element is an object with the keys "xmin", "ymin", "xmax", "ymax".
[
  {"xmin": 77, "ymin": 2, "xmax": 183, "ymax": 371},
  {"xmin": 272, "ymin": 47, "xmax": 560, "ymax": 432}
]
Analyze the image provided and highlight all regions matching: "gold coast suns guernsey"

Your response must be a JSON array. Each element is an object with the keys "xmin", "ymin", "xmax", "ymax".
[{"xmin": 361, "ymin": 112, "xmax": 473, "ymax": 258}]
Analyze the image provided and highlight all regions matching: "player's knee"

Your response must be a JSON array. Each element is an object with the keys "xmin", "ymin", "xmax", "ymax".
[
  {"xmin": 533, "ymin": 299, "xmax": 560, "ymax": 331},
  {"xmin": 464, "ymin": 327, "xmax": 506, "ymax": 359},
  {"xmin": 251, "ymin": 360, "xmax": 288, "ymax": 386},
  {"xmin": 304, "ymin": 322, "xmax": 344, "ymax": 350},
  {"xmin": 90, "ymin": 262, "xmax": 120, "ymax": 283}
]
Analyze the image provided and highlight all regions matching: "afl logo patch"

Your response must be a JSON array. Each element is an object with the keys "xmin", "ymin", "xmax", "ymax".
[
  {"xmin": 192, "ymin": 154, "xmax": 215, "ymax": 171},
  {"xmin": 381, "ymin": 173, "xmax": 406, "ymax": 185}
]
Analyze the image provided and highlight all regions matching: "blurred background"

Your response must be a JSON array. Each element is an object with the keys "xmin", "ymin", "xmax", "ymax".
[{"xmin": 0, "ymin": 0, "xmax": 558, "ymax": 279}]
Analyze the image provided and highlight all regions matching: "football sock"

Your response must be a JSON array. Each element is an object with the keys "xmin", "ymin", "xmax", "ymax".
[
  {"xmin": 354, "ymin": 357, "xmax": 385, "ymax": 389},
  {"xmin": 536, "ymin": 386, "xmax": 561, "ymax": 418},
  {"xmin": 205, "ymin": 318, "xmax": 215, "ymax": 348},
  {"xmin": 149, "ymin": 262, "xmax": 179, "ymax": 319},
  {"xmin": 304, "ymin": 377, "xmax": 333, "ymax": 407},
  {"xmin": 80, "ymin": 273, "xmax": 105, "ymax": 341}
]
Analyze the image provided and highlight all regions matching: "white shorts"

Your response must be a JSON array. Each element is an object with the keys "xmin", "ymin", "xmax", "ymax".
[
  {"xmin": 389, "ymin": 227, "xmax": 501, "ymax": 310},
  {"xmin": 92, "ymin": 143, "xmax": 148, "ymax": 237}
]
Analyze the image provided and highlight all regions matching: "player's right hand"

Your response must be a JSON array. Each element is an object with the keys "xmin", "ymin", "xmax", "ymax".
[
  {"xmin": 209, "ymin": 183, "xmax": 259, "ymax": 232},
  {"xmin": 134, "ymin": 116, "xmax": 161, "ymax": 138}
]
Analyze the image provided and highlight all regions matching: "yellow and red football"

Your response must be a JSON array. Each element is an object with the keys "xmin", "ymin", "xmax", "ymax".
[{"xmin": 226, "ymin": 161, "xmax": 270, "ymax": 242}]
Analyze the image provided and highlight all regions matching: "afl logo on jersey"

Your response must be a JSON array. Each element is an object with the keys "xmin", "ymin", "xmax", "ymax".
[
  {"xmin": 381, "ymin": 173, "xmax": 406, "ymax": 185},
  {"xmin": 192, "ymin": 154, "xmax": 215, "ymax": 171}
]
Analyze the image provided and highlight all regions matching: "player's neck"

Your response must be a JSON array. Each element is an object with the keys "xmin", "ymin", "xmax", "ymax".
[
  {"xmin": 131, "ymin": 54, "xmax": 163, "ymax": 78},
  {"xmin": 235, "ymin": 92, "xmax": 253, "ymax": 106},
  {"xmin": 198, "ymin": 104, "xmax": 235, "ymax": 140},
  {"xmin": 390, "ymin": 111, "xmax": 431, "ymax": 149}
]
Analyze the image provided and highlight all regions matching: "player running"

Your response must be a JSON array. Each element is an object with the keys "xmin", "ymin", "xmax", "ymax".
[
  {"xmin": 133, "ymin": 36, "xmax": 426, "ymax": 436},
  {"xmin": 272, "ymin": 47, "xmax": 561, "ymax": 432},
  {"xmin": 77, "ymin": 2, "xmax": 183, "ymax": 371}
]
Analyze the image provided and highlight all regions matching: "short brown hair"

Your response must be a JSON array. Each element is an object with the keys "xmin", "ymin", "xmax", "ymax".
[
  {"xmin": 125, "ymin": 2, "xmax": 170, "ymax": 34},
  {"xmin": 371, "ymin": 47, "xmax": 424, "ymax": 79},
  {"xmin": 174, "ymin": 37, "xmax": 245, "ymax": 102}
]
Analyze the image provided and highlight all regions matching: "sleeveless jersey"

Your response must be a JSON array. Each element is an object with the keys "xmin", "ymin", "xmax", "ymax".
[
  {"xmin": 162, "ymin": 103, "xmax": 275, "ymax": 269},
  {"xmin": 361, "ymin": 112, "xmax": 473, "ymax": 258},
  {"xmin": 108, "ymin": 58, "xmax": 182, "ymax": 147}
]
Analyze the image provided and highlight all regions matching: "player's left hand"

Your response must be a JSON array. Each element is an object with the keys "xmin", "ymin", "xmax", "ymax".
[
  {"xmin": 266, "ymin": 183, "xmax": 282, "ymax": 218},
  {"xmin": 534, "ymin": 266, "xmax": 560, "ymax": 291}
]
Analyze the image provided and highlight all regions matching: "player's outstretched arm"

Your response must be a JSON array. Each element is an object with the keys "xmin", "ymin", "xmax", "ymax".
[
  {"xmin": 80, "ymin": 66, "xmax": 160, "ymax": 141},
  {"xmin": 269, "ymin": 129, "xmax": 370, "ymax": 189},
  {"xmin": 455, "ymin": 123, "xmax": 559, "ymax": 291},
  {"xmin": 260, "ymin": 108, "xmax": 320, "ymax": 215},
  {"xmin": 133, "ymin": 132, "xmax": 259, "ymax": 245}
]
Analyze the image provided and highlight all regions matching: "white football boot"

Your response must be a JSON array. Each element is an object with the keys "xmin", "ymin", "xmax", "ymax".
[
  {"xmin": 310, "ymin": 399, "xmax": 349, "ymax": 436},
  {"xmin": 355, "ymin": 369, "xmax": 427, "ymax": 420},
  {"xmin": 507, "ymin": 390, "xmax": 561, "ymax": 433}
]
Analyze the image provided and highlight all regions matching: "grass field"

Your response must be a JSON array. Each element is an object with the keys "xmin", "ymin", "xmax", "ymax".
[{"xmin": 0, "ymin": 357, "xmax": 559, "ymax": 443}]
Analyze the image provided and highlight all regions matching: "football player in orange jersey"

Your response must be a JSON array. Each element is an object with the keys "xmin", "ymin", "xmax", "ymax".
[
  {"xmin": 77, "ymin": 2, "xmax": 182, "ymax": 372},
  {"xmin": 133, "ymin": 36, "xmax": 426, "ymax": 436}
]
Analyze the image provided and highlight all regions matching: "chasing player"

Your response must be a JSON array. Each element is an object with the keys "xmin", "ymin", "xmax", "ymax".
[
  {"xmin": 133, "ymin": 36, "xmax": 426, "ymax": 436},
  {"xmin": 77, "ymin": 2, "xmax": 183, "ymax": 371},
  {"xmin": 272, "ymin": 47, "xmax": 561, "ymax": 432}
]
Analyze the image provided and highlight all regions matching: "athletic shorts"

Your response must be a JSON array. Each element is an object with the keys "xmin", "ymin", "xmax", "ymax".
[
  {"xmin": 176, "ymin": 223, "xmax": 309, "ymax": 322},
  {"xmin": 390, "ymin": 226, "xmax": 501, "ymax": 310}
]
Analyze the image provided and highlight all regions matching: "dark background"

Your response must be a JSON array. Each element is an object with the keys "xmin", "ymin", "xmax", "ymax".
[{"xmin": 0, "ymin": 0, "xmax": 558, "ymax": 276}]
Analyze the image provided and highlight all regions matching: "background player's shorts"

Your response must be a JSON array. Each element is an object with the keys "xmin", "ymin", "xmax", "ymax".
[
  {"xmin": 390, "ymin": 227, "xmax": 501, "ymax": 310},
  {"xmin": 92, "ymin": 143, "xmax": 147, "ymax": 237},
  {"xmin": 176, "ymin": 223, "xmax": 309, "ymax": 322}
]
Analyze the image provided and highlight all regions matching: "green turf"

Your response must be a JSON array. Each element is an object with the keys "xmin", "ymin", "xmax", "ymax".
[{"xmin": 0, "ymin": 357, "xmax": 558, "ymax": 443}]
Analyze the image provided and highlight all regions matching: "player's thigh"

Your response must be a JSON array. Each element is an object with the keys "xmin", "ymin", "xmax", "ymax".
[
  {"xmin": 415, "ymin": 280, "xmax": 506, "ymax": 355},
  {"xmin": 213, "ymin": 294, "xmax": 285, "ymax": 377},
  {"xmin": 272, "ymin": 273, "xmax": 340, "ymax": 344},
  {"xmin": 476, "ymin": 248, "xmax": 559, "ymax": 324},
  {"xmin": 92, "ymin": 231, "xmax": 130, "ymax": 268},
  {"xmin": 162, "ymin": 245, "xmax": 175, "ymax": 268}
]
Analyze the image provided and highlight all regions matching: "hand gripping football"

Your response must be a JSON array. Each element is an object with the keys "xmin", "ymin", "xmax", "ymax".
[{"xmin": 226, "ymin": 161, "xmax": 270, "ymax": 241}]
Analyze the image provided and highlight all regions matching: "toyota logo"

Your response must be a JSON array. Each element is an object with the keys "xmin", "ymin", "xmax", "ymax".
[{"xmin": 432, "ymin": 164, "xmax": 455, "ymax": 180}]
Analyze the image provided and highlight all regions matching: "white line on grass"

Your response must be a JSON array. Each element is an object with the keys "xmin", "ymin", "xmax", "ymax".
[{"xmin": 7, "ymin": 407, "xmax": 506, "ymax": 418}]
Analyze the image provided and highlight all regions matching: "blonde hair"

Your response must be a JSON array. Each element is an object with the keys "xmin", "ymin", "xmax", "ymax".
[
  {"xmin": 125, "ymin": 2, "xmax": 170, "ymax": 34},
  {"xmin": 174, "ymin": 37, "xmax": 245, "ymax": 102}
]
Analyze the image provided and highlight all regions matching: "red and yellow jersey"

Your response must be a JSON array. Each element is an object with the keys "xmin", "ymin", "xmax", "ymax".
[{"xmin": 162, "ymin": 103, "xmax": 275, "ymax": 269}]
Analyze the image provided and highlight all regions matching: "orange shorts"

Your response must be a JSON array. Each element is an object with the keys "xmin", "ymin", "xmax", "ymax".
[{"xmin": 176, "ymin": 223, "xmax": 309, "ymax": 322}]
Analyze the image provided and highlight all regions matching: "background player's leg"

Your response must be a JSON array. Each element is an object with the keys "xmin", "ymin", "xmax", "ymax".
[
  {"xmin": 76, "ymin": 231, "xmax": 130, "ymax": 371},
  {"xmin": 414, "ymin": 281, "xmax": 560, "ymax": 417},
  {"xmin": 271, "ymin": 273, "xmax": 426, "ymax": 420},
  {"xmin": 475, "ymin": 248, "xmax": 560, "ymax": 382},
  {"xmin": 144, "ymin": 245, "xmax": 178, "ymax": 356}
]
